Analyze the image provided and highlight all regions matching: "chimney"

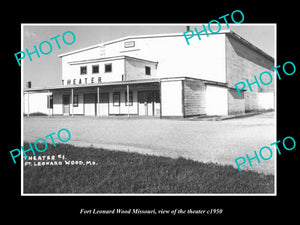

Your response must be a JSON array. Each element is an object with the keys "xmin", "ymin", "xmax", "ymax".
[
  {"xmin": 186, "ymin": 26, "xmax": 190, "ymax": 31},
  {"xmin": 27, "ymin": 81, "xmax": 31, "ymax": 88}
]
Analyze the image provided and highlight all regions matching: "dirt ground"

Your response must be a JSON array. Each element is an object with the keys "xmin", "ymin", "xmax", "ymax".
[{"xmin": 23, "ymin": 112, "xmax": 276, "ymax": 174}]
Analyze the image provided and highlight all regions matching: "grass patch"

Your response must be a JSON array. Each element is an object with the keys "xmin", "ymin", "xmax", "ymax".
[
  {"xmin": 23, "ymin": 143, "xmax": 274, "ymax": 194},
  {"xmin": 23, "ymin": 112, "xmax": 48, "ymax": 117}
]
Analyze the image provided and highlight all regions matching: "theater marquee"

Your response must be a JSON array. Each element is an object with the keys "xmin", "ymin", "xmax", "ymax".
[{"xmin": 62, "ymin": 76, "xmax": 102, "ymax": 86}]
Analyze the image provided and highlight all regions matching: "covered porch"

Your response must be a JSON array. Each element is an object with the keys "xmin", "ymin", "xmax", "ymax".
[{"xmin": 24, "ymin": 79, "xmax": 161, "ymax": 117}]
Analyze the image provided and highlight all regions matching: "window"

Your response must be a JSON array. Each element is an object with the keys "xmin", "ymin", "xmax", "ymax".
[
  {"xmin": 80, "ymin": 66, "xmax": 87, "ymax": 75},
  {"xmin": 47, "ymin": 95, "xmax": 53, "ymax": 109},
  {"xmin": 145, "ymin": 66, "xmax": 151, "ymax": 75},
  {"xmin": 113, "ymin": 92, "xmax": 120, "ymax": 106},
  {"xmin": 73, "ymin": 95, "xmax": 78, "ymax": 107},
  {"xmin": 92, "ymin": 65, "xmax": 99, "ymax": 74},
  {"xmin": 125, "ymin": 91, "xmax": 133, "ymax": 106},
  {"xmin": 105, "ymin": 63, "xmax": 112, "ymax": 73}
]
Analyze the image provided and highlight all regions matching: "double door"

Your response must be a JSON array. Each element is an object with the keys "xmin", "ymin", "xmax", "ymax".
[
  {"xmin": 138, "ymin": 91, "xmax": 159, "ymax": 116},
  {"xmin": 99, "ymin": 93, "xmax": 109, "ymax": 116},
  {"xmin": 63, "ymin": 95, "xmax": 70, "ymax": 115},
  {"xmin": 84, "ymin": 94, "xmax": 97, "ymax": 116},
  {"xmin": 84, "ymin": 93, "xmax": 109, "ymax": 116}
]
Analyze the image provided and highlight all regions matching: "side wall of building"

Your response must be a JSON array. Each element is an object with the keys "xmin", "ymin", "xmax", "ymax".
[
  {"xmin": 125, "ymin": 58, "xmax": 157, "ymax": 80},
  {"xmin": 62, "ymin": 58, "xmax": 125, "ymax": 84},
  {"xmin": 61, "ymin": 46, "xmax": 101, "ymax": 81},
  {"xmin": 205, "ymin": 85, "xmax": 228, "ymax": 116},
  {"xmin": 104, "ymin": 34, "xmax": 227, "ymax": 83},
  {"xmin": 161, "ymin": 80, "xmax": 183, "ymax": 117},
  {"xmin": 183, "ymin": 79, "xmax": 206, "ymax": 117},
  {"xmin": 228, "ymin": 88, "xmax": 245, "ymax": 115},
  {"xmin": 225, "ymin": 34, "xmax": 275, "ymax": 113},
  {"xmin": 24, "ymin": 92, "xmax": 51, "ymax": 115}
]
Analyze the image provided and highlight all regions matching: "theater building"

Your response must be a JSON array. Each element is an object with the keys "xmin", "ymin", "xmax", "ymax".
[{"xmin": 23, "ymin": 30, "xmax": 275, "ymax": 117}]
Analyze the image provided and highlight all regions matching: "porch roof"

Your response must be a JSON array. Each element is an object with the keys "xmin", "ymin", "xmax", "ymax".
[
  {"xmin": 23, "ymin": 77, "xmax": 228, "ymax": 93},
  {"xmin": 23, "ymin": 78, "xmax": 161, "ymax": 92}
]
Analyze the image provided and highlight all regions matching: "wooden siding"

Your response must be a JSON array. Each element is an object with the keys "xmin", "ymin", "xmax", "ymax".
[
  {"xmin": 228, "ymin": 88, "xmax": 245, "ymax": 115},
  {"xmin": 183, "ymin": 79, "xmax": 206, "ymax": 116},
  {"xmin": 225, "ymin": 34, "xmax": 274, "ymax": 112}
]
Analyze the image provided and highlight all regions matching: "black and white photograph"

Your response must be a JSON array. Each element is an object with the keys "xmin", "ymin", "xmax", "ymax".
[
  {"xmin": 4, "ymin": 5, "xmax": 298, "ymax": 220},
  {"xmin": 21, "ymin": 23, "xmax": 276, "ymax": 195}
]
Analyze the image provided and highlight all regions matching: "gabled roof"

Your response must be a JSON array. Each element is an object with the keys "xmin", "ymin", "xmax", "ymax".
[
  {"xmin": 23, "ymin": 78, "xmax": 161, "ymax": 92},
  {"xmin": 58, "ymin": 30, "xmax": 232, "ymax": 58},
  {"xmin": 58, "ymin": 30, "xmax": 274, "ymax": 62},
  {"xmin": 227, "ymin": 31, "xmax": 274, "ymax": 62}
]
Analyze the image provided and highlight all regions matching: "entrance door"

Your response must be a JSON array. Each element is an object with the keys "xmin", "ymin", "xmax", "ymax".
[
  {"xmin": 62, "ymin": 95, "xmax": 70, "ymax": 115},
  {"xmin": 146, "ymin": 92, "xmax": 154, "ymax": 116},
  {"xmin": 84, "ymin": 94, "xmax": 97, "ymax": 116},
  {"xmin": 138, "ymin": 91, "xmax": 154, "ymax": 116},
  {"xmin": 99, "ymin": 93, "xmax": 109, "ymax": 116}
]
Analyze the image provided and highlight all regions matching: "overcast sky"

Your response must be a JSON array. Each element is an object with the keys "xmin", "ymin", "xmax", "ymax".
[{"xmin": 22, "ymin": 24, "xmax": 276, "ymax": 88}]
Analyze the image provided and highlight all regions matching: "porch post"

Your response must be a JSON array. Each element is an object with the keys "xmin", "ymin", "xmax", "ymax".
[
  {"xmin": 97, "ymin": 86, "xmax": 100, "ymax": 116},
  {"xmin": 127, "ymin": 84, "xmax": 129, "ymax": 117},
  {"xmin": 48, "ymin": 90, "xmax": 51, "ymax": 118},
  {"xmin": 159, "ymin": 80, "xmax": 162, "ymax": 119},
  {"xmin": 27, "ymin": 92, "xmax": 30, "ymax": 117},
  {"xmin": 71, "ymin": 88, "xmax": 74, "ymax": 117}
]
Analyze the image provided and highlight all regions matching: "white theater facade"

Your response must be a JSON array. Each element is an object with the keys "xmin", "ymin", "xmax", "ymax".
[{"xmin": 23, "ymin": 30, "xmax": 275, "ymax": 117}]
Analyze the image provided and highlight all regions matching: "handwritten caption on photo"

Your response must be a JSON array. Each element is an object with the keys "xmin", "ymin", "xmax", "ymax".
[{"xmin": 24, "ymin": 154, "xmax": 98, "ymax": 167}]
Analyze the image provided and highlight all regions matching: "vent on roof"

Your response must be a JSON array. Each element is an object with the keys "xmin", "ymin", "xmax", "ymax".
[
  {"xmin": 124, "ymin": 41, "xmax": 135, "ymax": 48},
  {"xmin": 100, "ymin": 45, "xmax": 105, "ymax": 57}
]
